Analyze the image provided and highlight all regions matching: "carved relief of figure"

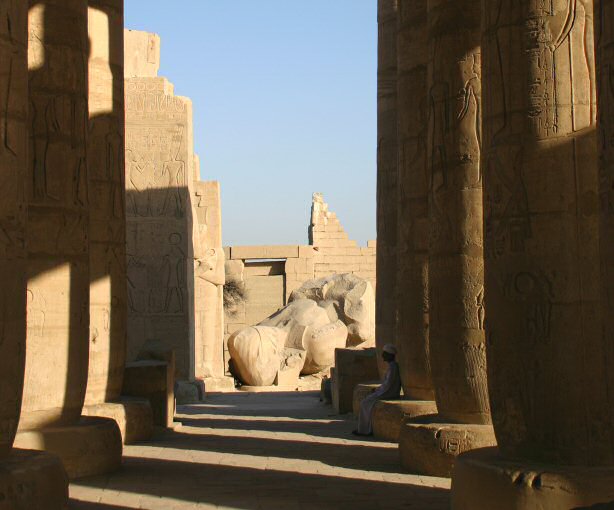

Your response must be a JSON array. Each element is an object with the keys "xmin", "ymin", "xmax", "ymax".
[
  {"xmin": 162, "ymin": 127, "xmax": 185, "ymax": 218},
  {"xmin": 26, "ymin": 289, "xmax": 45, "ymax": 338},
  {"xmin": 504, "ymin": 272, "xmax": 553, "ymax": 346},
  {"xmin": 126, "ymin": 148, "xmax": 150, "ymax": 217},
  {"xmin": 458, "ymin": 52, "xmax": 482, "ymax": 181},
  {"xmin": 485, "ymin": 149, "xmax": 532, "ymax": 257},
  {"xmin": 127, "ymin": 255, "xmax": 147, "ymax": 313},
  {"xmin": 162, "ymin": 232, "xmax": 185, "ymax": 313},
  {"xmin": 429, "ymin": 78, "xmax": 450, "ymax": 193},
  {"xmin": 476, "ymin": 287, "xmax": 485, "ymax": 331}
]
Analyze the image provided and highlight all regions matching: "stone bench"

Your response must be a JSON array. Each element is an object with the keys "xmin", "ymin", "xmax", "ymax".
[{"xmin": 372, "ymin": 400, "xmax": 437, "ymax": 442}]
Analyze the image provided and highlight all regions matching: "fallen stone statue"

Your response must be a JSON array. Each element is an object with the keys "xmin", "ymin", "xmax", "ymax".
[{"xmin": 228, "ymin": 274, "xmax": 375, "ymax": 387}]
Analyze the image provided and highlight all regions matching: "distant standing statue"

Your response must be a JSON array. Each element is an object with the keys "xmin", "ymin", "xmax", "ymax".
[{"xmin": 353, "ymin": 344, "xmax": 401, "ymax": 437}]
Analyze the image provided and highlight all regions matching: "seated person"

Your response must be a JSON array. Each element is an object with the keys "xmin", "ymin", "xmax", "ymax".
[{"xmin": 353, "ymin": 344, "xmax": 401, "ymax": 437}]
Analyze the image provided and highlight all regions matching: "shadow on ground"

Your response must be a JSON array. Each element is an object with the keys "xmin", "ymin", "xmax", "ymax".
[{"xmin": 74, "ymin": 457, "xmax": 449, "ymax": 510}]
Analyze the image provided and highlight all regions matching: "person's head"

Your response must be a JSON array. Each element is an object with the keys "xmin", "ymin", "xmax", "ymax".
[{"xmin": 382, "ymin": 344, "xmax": 397, "ymax": 363}]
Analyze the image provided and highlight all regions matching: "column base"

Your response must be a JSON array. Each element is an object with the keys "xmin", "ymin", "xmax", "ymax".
[
  {"xmin": 352, "ymin": 382, "xmax": 380, "ymax": 417},
  {"xmin": 452, "ymin": 447, "xmax": 614, "ymax": 510},
  {"xmin": 0, "ymin": 449, "xmax": 68, "ymax": 509},
  {"xmin": 372, "ymin": 400, "xmax": 437, "ymax": 442},
  {"xmin": 14, "ymin": 417, "xmax": 122, "ymax": 480},
  {"xmin": 399, "ymin": 415, "xmax": 496, "ymax": 477},
  {"xmin": 82, "ymin": 397, "xmax": 153, "ymax": 444}
]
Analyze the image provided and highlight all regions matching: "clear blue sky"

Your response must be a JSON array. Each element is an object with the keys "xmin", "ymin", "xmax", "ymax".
[{"xmin": 125, "ymin": 0, "xmax": 377, "ymax": 246}]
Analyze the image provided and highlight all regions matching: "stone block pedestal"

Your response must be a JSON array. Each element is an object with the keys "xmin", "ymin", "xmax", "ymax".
[
  {"xmin": 451, "ymin": 447, "xmax": 614, "ymax": 510},
  {"xmin": 123, "ymin": 360, "xmax": 175, "ymax": 428},
  {"xmin": 332, "ymin": 348, "xmax": 380, "ymax": 414},
  {"xmin": 399, "ymin": 417, "xmax": 496, "ymax": 477},
  {"xmin": 82, "ymin": 397, "xmax": 153, "ymax": 444},
  {"xmin": 352, "ymin": 382, "xmax": 380, "ymax": 417},
  {"xmin": 14, "ymin": 417, "xmax": 122, "ymax": 480},
  {"xmin": 0, "ymin": 449, "xmax": 68, "ymax": 510},
  {"xmin": 372, "ymin": 400, "xmax": 437, "ymax": 442}
]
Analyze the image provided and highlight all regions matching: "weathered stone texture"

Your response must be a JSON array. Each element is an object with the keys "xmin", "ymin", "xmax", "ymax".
[
  {"xmin": 86, "ymin": 0, "xmax": 128, "ymax": 406},
  {"xmin": 482, "ymin": 0, "xmax": 603, "ymax": 465},
  {"xmin": 124, "ymin": 31, "xmax": 196, "ymax": 381},
  {"xmin": 395, "ymin": 0, "xmax": 434, "ymax": 401},
  {"xmin": 376, "ymin": 0, "xmax": 398, "ymax": 376},
  {"xmin": 0, "ymin": 0, "xmax": 27, "ymax": 457},
  {"xmin": 427, "ymin": 0, "xmax": 489, "ymax": 425},
  {"xmin": 21, "ymin": 0, "xmax": 90, "ymax": 431}
]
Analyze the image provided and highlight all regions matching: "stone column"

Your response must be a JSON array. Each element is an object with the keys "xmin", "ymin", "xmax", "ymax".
[
  {"xmin": 375, "ymin": 0, "xmax": 398, "ymax": 376},
  {"xmin": 0, "ymin": 2, "xmax": 68, "ymax": 507},
  {"xmin": 395, "ymin": 0, "xmax": 435, "ymax": 402},
  {"xmin": 14, "ymin": 0, "xmax": 122, "ymax": 480},
  {"xmin": 370, "ymin": 0, "xmax": 440, "ymax": 447},
  {"xmin": 82, "ymin": 0, "xmax": 152, "ymax": 444},
  {"xmin": 399, "ymin": 0, "xmax": 495, "ymax": 477},
  {"xmin": 452, "ymin": 2, "xmax": 614, "ymax": 508}
]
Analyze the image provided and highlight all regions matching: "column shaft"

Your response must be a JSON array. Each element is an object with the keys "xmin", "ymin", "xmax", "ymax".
[
  {"xmin": 395, "ymin": 0, "xmax": 434, "ymax": 400},
  {"xmin": 86, "ymin": 0, "xmax": 128, "ymax": 405},
  {"xmin": 483, "ymin": 0, "xmax": 604, "ymax": 464},
  {"xmin": 427, "ymin": 0, "xmax": 489, "ymax": 424},
  {"xmin": 0, "ymin": 0, "xmax": 28, "ymax": 457},
  {"xmin": 21, "ymin": 0, "xmax": 90, "ymax": 430},
  {"xmin": 376, "ymin": 0, "xmax": 398, "ymax": 376}
]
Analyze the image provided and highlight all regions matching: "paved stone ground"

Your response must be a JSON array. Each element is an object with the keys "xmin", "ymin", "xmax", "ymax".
[{"xmin": 70, "ymin": 391, "xmax": 451, "ymax": 509}]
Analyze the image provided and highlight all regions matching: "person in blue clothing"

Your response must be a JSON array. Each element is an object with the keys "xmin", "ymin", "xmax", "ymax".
[{"xmin": 353, "ymin": 343, "xmax": 402, "ymax": 436}]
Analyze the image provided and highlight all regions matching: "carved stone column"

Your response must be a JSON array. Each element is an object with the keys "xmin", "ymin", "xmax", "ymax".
[
  {"xmin": 82, "ymin": 0, "xmax": 152, "ymax": 445},
  {"xmin": 452, "ymin": 2, "xmax": 614, "ymax": 508},
  {"xmin": 399, "ymin": 0, "xmax": 495, "ymax": 477},
  {"xmin": 0, "ymin": 3, "xmax": 68, "ymax": 508},
  {"xmin": 14, "ymin": 0, "xmax": 122, "ymax": 480},
  {"xmin": 375, "ymin": 0, "xmax": 398, "ymax": 376},
  {"xmin": 394, "ymin": 0, "xmax": 434, "ymax": 402}
]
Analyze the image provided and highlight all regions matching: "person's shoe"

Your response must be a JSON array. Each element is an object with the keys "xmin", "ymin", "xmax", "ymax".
[{"xmin": 352, "ymin": 430, "xmax": 372, "ymax": 437}]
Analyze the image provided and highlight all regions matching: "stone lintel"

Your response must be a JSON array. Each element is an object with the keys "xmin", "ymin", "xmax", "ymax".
[
  {"xmin": 399, "ymin": 417, "xmax": 496, "ymax": 478},
  {"xmin": 231, "ymin": 245, "xmax": 301, "ymax": 260},
  {"xmin": 451, "ymin": 447, "xmax": 614, "ymax": 510}
]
